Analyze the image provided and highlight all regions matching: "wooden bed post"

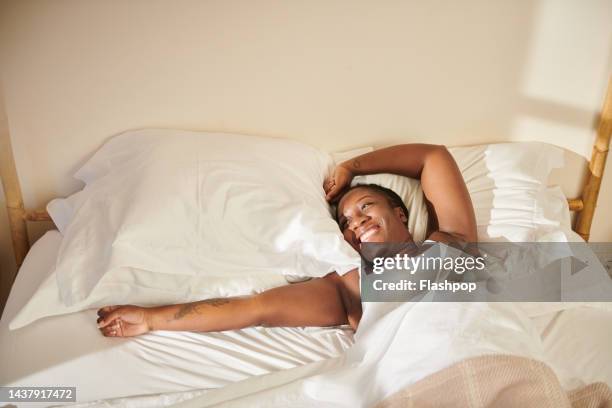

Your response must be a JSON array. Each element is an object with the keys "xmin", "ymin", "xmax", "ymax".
[
  {"xmin": 575, "ymin": 77, "xmax": 612, "ymax": 242},
  {"xmin": 0, "ymin": 124, "xmax": 30, "ymax": 268}
]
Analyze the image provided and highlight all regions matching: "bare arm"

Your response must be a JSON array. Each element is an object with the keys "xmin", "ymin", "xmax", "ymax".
[
  {"xmin": 97, "ymin": 270, "xmax": 361, "ymax": 337},
  {"xmin": 329, "ymin": 144, "xmax": 477, "ymax": 242}
]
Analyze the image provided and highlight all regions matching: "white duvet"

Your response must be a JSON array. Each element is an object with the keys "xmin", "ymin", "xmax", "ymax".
[
  {"xmin": 67, "ymin": 302, "xmax": 543, "ymax": 408},
  {"xmin": 172, "ymin": 303, "xmax": 611, "ymax": 407},
  {"xmin": 168, "ymin": 304, "xmax": 541, "ymax": 407}
]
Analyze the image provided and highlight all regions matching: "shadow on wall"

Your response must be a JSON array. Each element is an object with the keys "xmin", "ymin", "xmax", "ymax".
[{"xmin": 0, "ymin": 188, "xmax": 17, "ymax": 318}]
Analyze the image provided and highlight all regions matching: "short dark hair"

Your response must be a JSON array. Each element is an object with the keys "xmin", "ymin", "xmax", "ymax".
[{"xmin": 335, "ymin": 183, "xmax": 409, "ymax": 225}]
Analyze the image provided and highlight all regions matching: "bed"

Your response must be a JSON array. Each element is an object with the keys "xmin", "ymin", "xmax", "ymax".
[{"xmin": 0, "ymin": 79, "xmax": 610, "ymax": 407}]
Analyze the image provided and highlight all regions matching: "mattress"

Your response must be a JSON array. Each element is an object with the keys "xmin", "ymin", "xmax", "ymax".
[{"xmin": 0, "ymin": 231, "xmax": 354, "ymax": 406}]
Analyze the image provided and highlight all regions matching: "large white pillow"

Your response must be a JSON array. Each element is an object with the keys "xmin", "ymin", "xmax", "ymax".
[
  {"xmin": 449, "ymin": 142, "xmax": 566, "ymax": 241},
  {"xmin": 13, "ymin": 129, "xmax": 361, "ymax": 328}
]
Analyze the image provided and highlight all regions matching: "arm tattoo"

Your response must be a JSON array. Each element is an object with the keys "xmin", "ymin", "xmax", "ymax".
[
  {"xmin": 351, "ymin": 159, "xmax": 361, "ymax": 169},
  {"xmin": 172, "ymin": 298, "xmax": 231, "ymax": 320}
]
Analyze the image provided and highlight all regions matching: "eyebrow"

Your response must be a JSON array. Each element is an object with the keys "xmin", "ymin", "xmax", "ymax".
[{"xmin": 356, "ymin": 194, "xmax": 375, "ymax": 202}]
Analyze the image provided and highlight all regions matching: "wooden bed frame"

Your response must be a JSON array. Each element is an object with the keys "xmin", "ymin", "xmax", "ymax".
[{"xmin": 1, "ymin": 78, "xmax": 611, "ymax": 269}]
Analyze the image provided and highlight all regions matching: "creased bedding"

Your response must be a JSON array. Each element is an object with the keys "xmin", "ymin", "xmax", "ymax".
[
  {"xmin": 0, "ymin": 231, "xmax": 354, "ymax": 405},
  {"xmin": 125, "ymin": 302, "xmax": 546, "ymax": 408},
  {"xmin": 156, "ymin": 302, "xmax": 610, "ymax": 408}
]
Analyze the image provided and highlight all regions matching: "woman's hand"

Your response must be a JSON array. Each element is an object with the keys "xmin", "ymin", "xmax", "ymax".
[
  {"xmin": 97, "ymin": 305, "xmax": 152, "ymax": 337},
  {"xmin": 324, "ymin": 163, "xmax": 354, "ymax": 202}
]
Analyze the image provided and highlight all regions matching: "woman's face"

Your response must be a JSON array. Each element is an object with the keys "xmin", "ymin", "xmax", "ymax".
[{"xmin": 337, "ymin": 187, "xmax": 412, "ymax": 252}]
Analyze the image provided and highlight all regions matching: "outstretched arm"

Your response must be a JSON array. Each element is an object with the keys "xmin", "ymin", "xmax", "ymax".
[
  {"xmin": 326, "ymin": 144, "xmax": 477, "ymax": 242},
  {"xmin": 97, "ymin": 269, "xmax": 361, "ymax": 337}
]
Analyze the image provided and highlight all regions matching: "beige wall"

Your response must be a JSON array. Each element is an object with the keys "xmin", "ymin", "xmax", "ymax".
[{"xmin": 1, "ymin": 0, "xmax": 611, "ymax": 304}]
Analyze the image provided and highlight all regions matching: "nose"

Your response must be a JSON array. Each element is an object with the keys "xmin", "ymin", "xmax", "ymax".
[{"xmin": 349, "ymin": 214, "xmax": 369, "ymax": 231}]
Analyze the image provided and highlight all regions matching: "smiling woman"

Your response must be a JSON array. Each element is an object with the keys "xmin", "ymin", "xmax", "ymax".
[
  {"xmin": 336, "ymin": 185, "xmax": 412, "ymax": 250},
  {"xmin": 336, "ymin": 184, "xmax": 412, "ymax": 250},
  {"xmin": 329, "ymin": 144, "xmax": 478, "ymax": 246}
]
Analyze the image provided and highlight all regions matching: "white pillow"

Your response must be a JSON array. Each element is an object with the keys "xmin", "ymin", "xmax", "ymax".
[
  {"xmin": 449, "ymin": 142, "xmax": 565, "ymax": 241},
  {"xmin": 47, "ymin": 190, "xmax": 83, "ymax": 235},
  {"xmin": 13, "ymin": 129, "xmax": 361, "ymax": 328}
]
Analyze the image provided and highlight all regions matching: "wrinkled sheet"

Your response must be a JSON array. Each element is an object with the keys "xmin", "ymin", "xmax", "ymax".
[
  {"xmin": 61, "ymin": 301, "xmax": 545, "ymax": 408},
  {"xmin": 0, "ymin": 231, "xmax": 354, "ymax": 406},
  {"xmin": 162, "ymin": 301, "xmax": 544, "ymax": 408}
]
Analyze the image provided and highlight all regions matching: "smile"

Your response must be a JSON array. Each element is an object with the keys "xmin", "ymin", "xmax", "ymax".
[{"xmin": 359, "ymin": 225, "xmax": 380, "ymax": 243}]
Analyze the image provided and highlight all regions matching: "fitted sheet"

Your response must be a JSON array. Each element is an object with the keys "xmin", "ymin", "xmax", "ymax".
[{"xmin": 0, "ymin": 231, "xmax": 354, "ymax": 406}]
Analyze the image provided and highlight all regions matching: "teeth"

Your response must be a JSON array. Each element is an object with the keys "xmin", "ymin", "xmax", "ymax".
[{"xmin": 360, "ymin": 227, "xmax": 378, "ymax": 242}]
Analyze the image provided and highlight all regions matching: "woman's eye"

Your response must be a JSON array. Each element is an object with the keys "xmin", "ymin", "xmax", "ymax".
[{"xmin": 362, "ymin": 202, "xmax": 372, "ymax": 210}]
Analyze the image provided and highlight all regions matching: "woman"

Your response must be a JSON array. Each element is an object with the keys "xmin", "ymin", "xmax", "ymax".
[{"xmin": 97, "ymin": 144, "xmax": 476, "ymax": 337}]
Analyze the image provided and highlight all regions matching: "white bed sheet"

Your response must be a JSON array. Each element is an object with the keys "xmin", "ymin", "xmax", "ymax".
[
  {"xmin": 532, "ymin": 306, "xmax": 612, "ymax": 388},
  {"xmin": 0, "ymin": 231, "xmax": 354, "ymax": 406}
]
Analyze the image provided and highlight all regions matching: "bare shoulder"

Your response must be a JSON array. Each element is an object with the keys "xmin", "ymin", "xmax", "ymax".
[{"xmin": 340, "ymin": 268, "xmax": 360, "ymax": 289}]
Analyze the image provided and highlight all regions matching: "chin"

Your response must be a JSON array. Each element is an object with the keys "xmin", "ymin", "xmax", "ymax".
[{"xmin": 357, "ymin": 235, "xmax": 386, "ymax": 251}]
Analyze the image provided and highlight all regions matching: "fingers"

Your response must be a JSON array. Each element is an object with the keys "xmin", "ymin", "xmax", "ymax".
[
  {"xmin": 325, "ymin": 185, "xmax": 339, "ymax": 202},
  {"xmin": 324, "ymin": 175, "xmax": 338, "ymax": 201},
  {"xmin": 97, "ymin": 307, "xmax": 124, "ymax": 328},
  {"xmin": 324, "ymin": 165, "xmax": 352, "ymax": 202},
  {"xmin": 326, "ymin": 184, "xmax": 347, "ymax": 203},
  {"xmin": 97, "ymin": 305, "xmax": 120, "ymax": 317},
  {"xmin": 99, "ymin": 318, "xmax": 123, "ymax": 337},
  {"xmin": 324, "ymin": 178, "xmax": 336, "ymax": 192}
]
